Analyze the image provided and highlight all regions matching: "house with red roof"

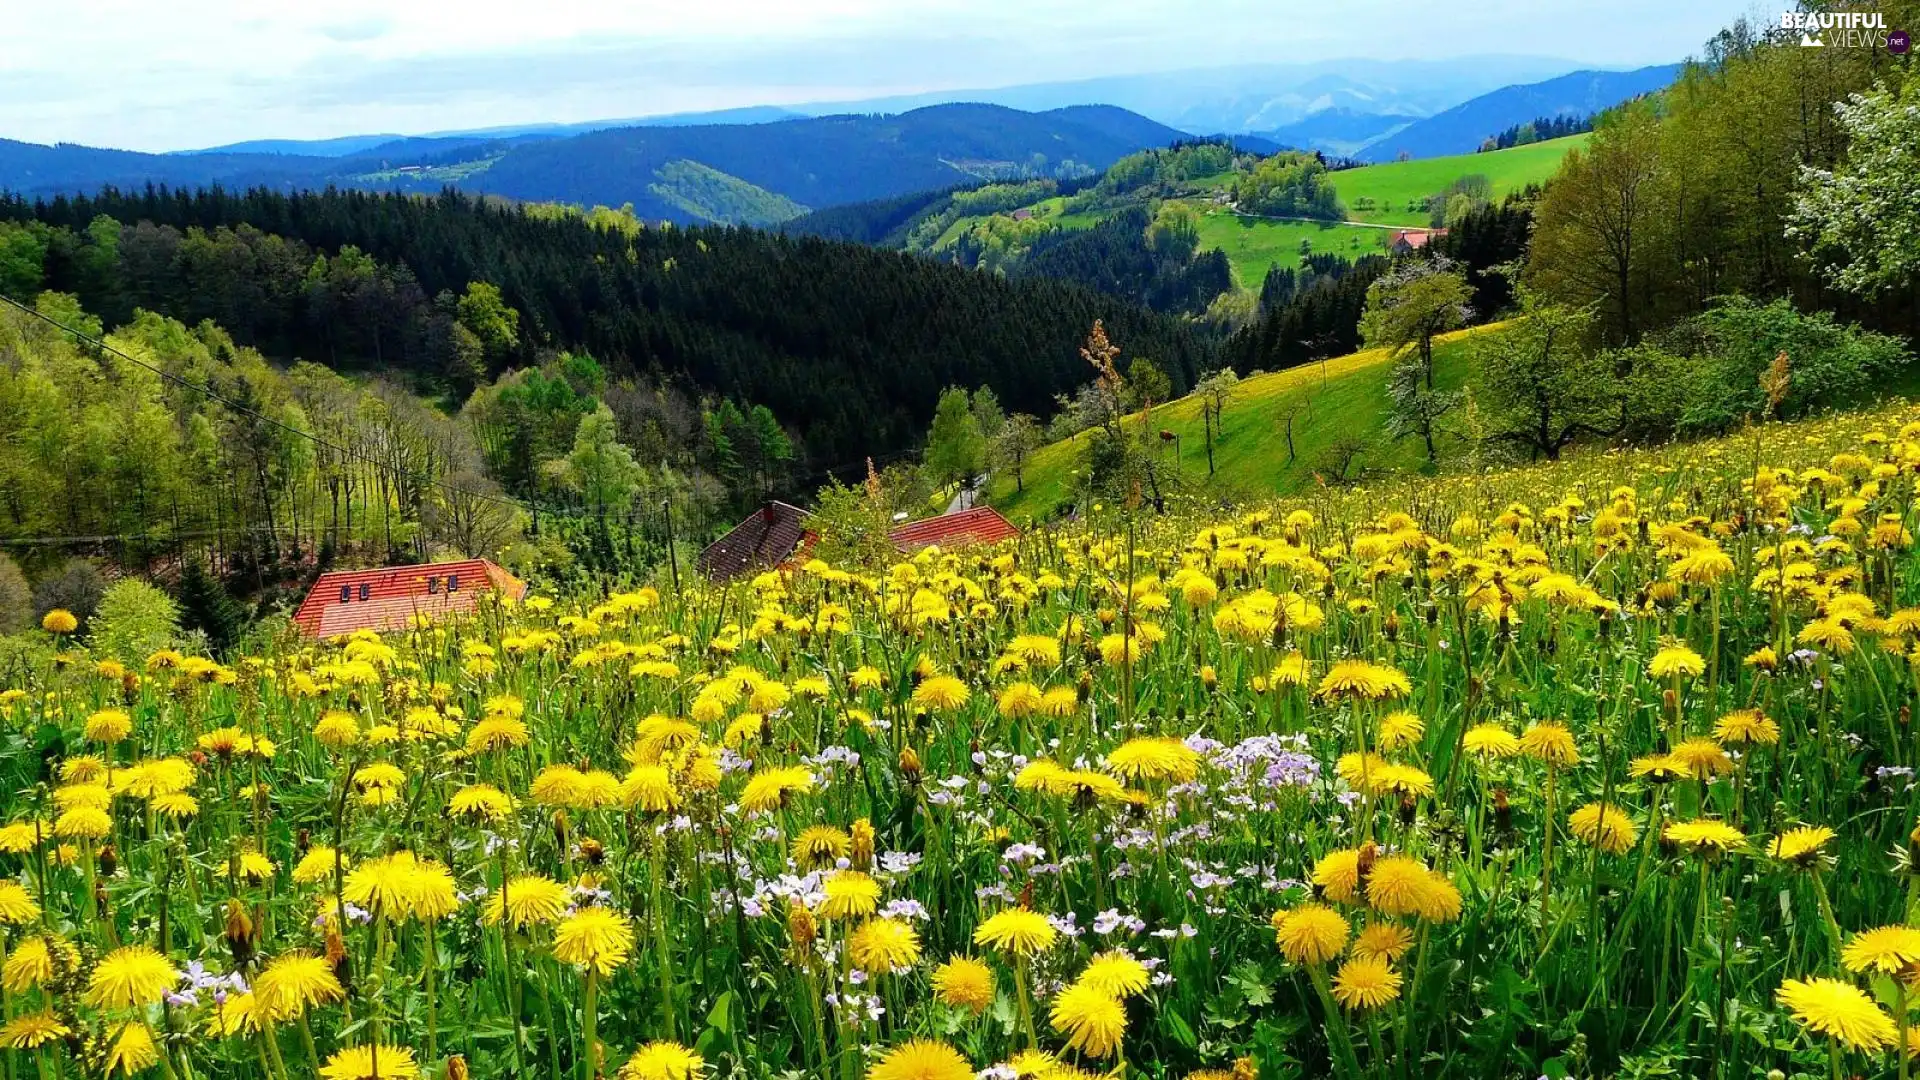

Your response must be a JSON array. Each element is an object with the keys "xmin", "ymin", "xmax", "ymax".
[
  {"xmin": 888, "ymin": 505, "xmax": 1020, "ymax": 552},
  {"xmin": 1390, "ymin": 228, "xmax": 1447, "ymax": 253},
  {"xmin": 292, "ymin": 559, "xmax": 528, "ymax": 638}
]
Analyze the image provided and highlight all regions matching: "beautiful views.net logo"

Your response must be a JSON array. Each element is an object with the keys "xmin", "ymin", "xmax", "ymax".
[{"xmin": 1780, "ymin": 10, "xmax": 1910, "ymax": 52}]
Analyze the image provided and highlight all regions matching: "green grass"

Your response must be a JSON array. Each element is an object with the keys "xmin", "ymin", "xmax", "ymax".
[
  {"xmin": 646, "ymin": 159, "xmax": 807, "ymax": 227},
  {"xmin": 1329, "ymin": 135, "xmax": 1587, "ymax": 227},
  {"xmin": 1189, "ymin": 208, "xmax": 1393, "ymax": 287},
  {"xmin": 936, "ymin": 138, "xmax": 1580, "ymax": 285},
  {"xmin": 987, "ymin": 325, "xmax": 1496, "ymax": 521},
  {"xmin": 350, "ymin": 153, "xmax": 504, "ymax": 185}
]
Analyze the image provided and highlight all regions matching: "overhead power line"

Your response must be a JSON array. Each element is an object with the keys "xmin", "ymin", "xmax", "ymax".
[
  {"xmin": 0, "ymin": 291, "xmax": 929, "ymax": 526},
  {"xmin": 0, "ymin": 291, "xmax": 599, "ymax": 523}
]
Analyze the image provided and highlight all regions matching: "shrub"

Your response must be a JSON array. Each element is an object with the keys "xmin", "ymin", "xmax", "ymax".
[
  {"xmin": 31, "ymin": 558, "xmax": 105, "ymax": 630},
  {"xmin": 89, "ymin": 578, "xmax": 181, "ymax": 662},
  {"xmin": 0, "ymin": 554, "xmax": 28, "ymax": 635},
  {"xmin": 175, "ymin": 559, "xmax": 247, "ymax": 655},
  {"xmin": 1675, "ymin": 297, "xmax": 1913, "ymax": 435}
]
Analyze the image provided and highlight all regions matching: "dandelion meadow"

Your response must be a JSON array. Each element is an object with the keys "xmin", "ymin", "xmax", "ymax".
[{"xmin": 11, "ymin": 403, "xmax": 1920, "ymax": 1080}]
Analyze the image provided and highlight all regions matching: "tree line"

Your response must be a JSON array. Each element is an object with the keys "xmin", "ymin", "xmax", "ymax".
[
  {"xmin": 0, "ymin": 185, "xmax": 1218, "ymax": 469},
  {"xmin": 1525, "ymin": 15, "xmax": 1919, "ymax": 347},
  {"xmin": 1478, "ymin": 113, "xmax": 1592, "ymax": 153},
  {"xmin": 0, "ymin": 283, "xmax": 810, "ymax": 636}
]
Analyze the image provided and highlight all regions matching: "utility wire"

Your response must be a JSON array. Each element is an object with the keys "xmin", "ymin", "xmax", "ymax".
[
  {"xmin": 0, "ymin": 291, "xmax": 602, "ymax": 523},
  {"xmin": 0, "ymin": 526, "xmax": 271, "ymax": 547},
  {"xmin": 0, "ymin": 291, "xmax": 929, "ymax": 525}
]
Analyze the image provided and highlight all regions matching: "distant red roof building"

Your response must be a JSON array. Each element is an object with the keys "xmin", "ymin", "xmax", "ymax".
[
  {"xmin": 888, "ymin": 506, "xmax": 1020, "ymax": 552},
  {"xmin": 698, "ymin": 502, "xmax": 817, "ymax": 582},
  {"xmin": 1390, "ymin": 228, "xmax": 1447, "ymax": 252},
  {"xmin": 292, "ymin": 559, "xmax": 527, "ymax": 638}
]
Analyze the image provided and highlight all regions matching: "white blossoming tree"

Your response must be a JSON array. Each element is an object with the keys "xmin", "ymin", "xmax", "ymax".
[{"xmin": 1787, "ymin": 79, "xmax": 1920, "ymax": 296}]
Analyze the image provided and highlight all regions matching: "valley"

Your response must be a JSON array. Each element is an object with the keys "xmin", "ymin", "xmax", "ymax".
[
  {"xmin": 3, "ymin": 13, "xmax": 1919, "ymax": 1080},
  {"xmin": 814, "ymin": 134, "xmax": 1581, "ymax": 299}
]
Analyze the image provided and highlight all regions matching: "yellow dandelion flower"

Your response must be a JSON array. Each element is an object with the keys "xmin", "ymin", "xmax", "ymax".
[
  {"xmin": 1316, "ymin": 660, "xmax": 1412, "ymax": 701},
  {"xmin": 1714, "ymin": 709, "xmax": 1781, "ymax": 746},
  {"xmin": 1518, "ymin": 722, "xmax": 1578, "ymax": 766},
  {"xmin": 1351, "ymin": 922, "xmax": 1415, "ymax": 963},
  {"xmin": 1775, "ymin": 977, "xmax": 1897, "ymax": 1051},
  {"xmin": 1664, "ymin": 819, "xmax": 1747, "ymax": 855},
  {"xmin": 1076, "ymin": 949, "xmax": 1150, "ymax": 998},
  {"xmin": 820, "ymin": 871, "xmax": 882, "ymax": 920},
  {"xmin": 1104, "ymin": 736, "xmax": 1201, "ymax": 784},
  {"xmin": 318, "ymin": 1044, "xmax": 422, "ymax": 1080},
  {"xmin": 618, "ymin": 1042, "xmax": 706, "ymax": 1080},
  {"xmin": 866, "ymin": 1040, "xmax": 973, "ymax": 1080},
  {"xmin": 1649, "ymin": 644, "xmax": 1705, "ymax": 679},
  {"xmin": 1049, "ymin": 983, "xmax": 1127, "ymax": 1058},
  {"xmin": 1568, "ymin": 803, "xmax": 1637, "ymax": 855},
  {"xmin": 1841, "ymin": 926, "xmax": 1920, "ymax": 975},
  {"xmin": 85, "ymin": 945, "xmax": 179, "ymax": 1009},
  {"xmin": 848, "ymin": 917, "xmax": 921, "ymax": 974},
  {"xmin": 1312, "ymin": 848, "xmax": 1365, "ymax": 905},
  {"xmin": 1271, "ymin": 903, "xmax": 1348, "ymax": 965},
  {"xmin": 552, "ymin": 907, "xmax": 634, "ymax": 975},
  {"xmin": 792, "ymin": 826, "xmax": 852, "ymax": 869},
  {"xmin": 931, "ymin": 956, "xmax": 995, "ymax": 1013},
  {"xmin": 1769, "ymin": 826, "xmax": 1836, "ymax": 866},
  {"xmin": 1461, "ymin": 724, "xmax": 1521, "ymax": 759},
  {"xmin": 973, "ymin": 908, "xmax": 1057, "ymax": 958},
  {"xmin": 912, "ymin": 676, "xmax": 970, "ymax": 711},
  {"xmin": 483, "ymin": 875, "xmax": 572, "ymax": 929},
  {"xmin": 739, "ymin": 766, "xmax": 815, "ymax": 814},
  {"xmin": 1331, "ymin": 954, "xmax": 1403, "ymax": 1010}
]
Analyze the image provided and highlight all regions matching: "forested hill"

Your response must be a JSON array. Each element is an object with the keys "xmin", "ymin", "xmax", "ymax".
[
  {"xmin": 1, "ymin": 185, "xmax": 1216, "ymax": 469},
  {"xmin": 0, "ymin": 104, "xmax": 1190, "ymax": 227},
  {"xmin": 1353, "ymin": 64, "xmax": 1681, "ymax": 162}
]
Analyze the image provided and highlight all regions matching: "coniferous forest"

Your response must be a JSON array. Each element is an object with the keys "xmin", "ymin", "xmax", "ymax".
[{"xmin": 0, "ymin": 187, "xmax": 1217, "ymax": 467}]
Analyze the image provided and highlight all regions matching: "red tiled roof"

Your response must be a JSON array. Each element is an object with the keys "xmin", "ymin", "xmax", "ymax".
[
  {"xmin": 888, "ymin": 506, "xmax": 1020, "ymax": 552},
  {"xmin": 1390, "ymin": 228, "xmax": 1449, "ymax": 250},
  {"xmin": 292, "ymin": 559, "xmax": 527, "ymax": 637}
]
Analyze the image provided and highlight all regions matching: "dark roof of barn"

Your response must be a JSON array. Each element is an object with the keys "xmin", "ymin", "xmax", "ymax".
[{"xmin": 697, "ymin": 502, "xmax": 815, "ymax": 582}]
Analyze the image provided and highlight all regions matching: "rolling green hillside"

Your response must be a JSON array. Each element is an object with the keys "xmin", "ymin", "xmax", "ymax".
[
  {"xmin": 0, "ymin": 104, "xmax": 1186, "ymax": 227},
  {"xmin": 880, "ymin": 136, "xmax": 1582, "ymax": 294},
  {"xmin": 645, "ymin": 159, "xmax": 808, "ymax": 226},
  {"xmin": 1330, "ymin": 134, "xmax": 1586, "ymax": 226},
  {"xmin": 987, "ymin": 325, "xmax": 1496, "ymax": 521},
  {"xmin": 1189, "ymin": 212, "xmax": 1392, "ymax": 286}
]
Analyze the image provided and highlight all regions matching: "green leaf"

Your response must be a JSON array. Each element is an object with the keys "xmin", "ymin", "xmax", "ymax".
[
  {"xmin": 1165, "ymin": 1006, "xmax": 1198, "ymax": 1050},
  {"xmin": 706, "ymin": 990, "xmax": 734, "ymax": 1036},
  {"xmin": 1228, "ymin": 959, "xmax": 1275, "ymax": 1007}
]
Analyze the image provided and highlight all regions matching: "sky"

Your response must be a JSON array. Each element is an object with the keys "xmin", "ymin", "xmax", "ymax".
[{"xmin": 2, "ymin": 0, "xmax": 1756, "ymax": 152}]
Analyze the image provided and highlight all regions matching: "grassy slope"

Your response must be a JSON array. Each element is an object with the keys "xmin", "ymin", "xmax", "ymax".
[
  {"xmin": 1330, "ymin": 134, "xmax": 1587, "ymax": 227},
  {"xmin": 1189, "ymin": 211, "xmax": 1391, "ymax": 287},
  {"xmin": 988, "ymin": 325, "xmax": 1494, "ymax": 521},
  {"xmin": 647, "ymin": 159, "xmax": 809, "ymax": 226},
  {"xmin": 921, "ymin": 136, "xmax": 1583, "ymax": 294}
]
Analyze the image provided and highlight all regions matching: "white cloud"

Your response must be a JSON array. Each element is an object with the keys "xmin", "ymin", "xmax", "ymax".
[{"xmin": 0, "ymin": 0, "xmax": 1752, "ymax": 151}]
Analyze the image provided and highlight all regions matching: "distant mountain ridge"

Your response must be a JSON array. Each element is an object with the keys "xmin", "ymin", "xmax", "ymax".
[
  {"xmin": 1259, "ymin": 108, "xmax": 1421, "ymax": 157},
  {"xmin": 1355, "ymin": 63, "xmax": 1682, "ymax": 162},
  {"xmin": 0, "ymin": 103, "xmax": 1190, "ymax": 226},
  {"xmin": 2, "ymin": 58, "xmax": 1683, "ymax": 226},
  {"xmin": 773, "ymin": 55, "xmax": 1586, "ymax": 134},
  {"xmin": 155, "ymin": 54, "xmax": 1597, "ymax": 157}
]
